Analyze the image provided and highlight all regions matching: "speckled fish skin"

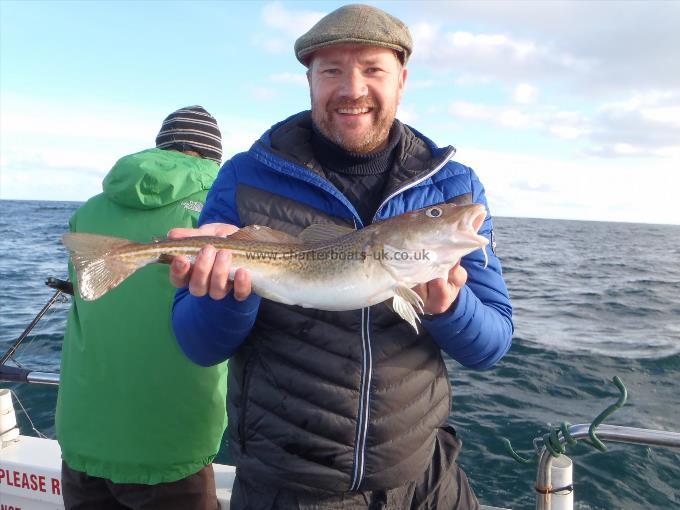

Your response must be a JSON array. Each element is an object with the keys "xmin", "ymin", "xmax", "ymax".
[{"xmin": 62, "ymin": 203, "xmax": 488, "ymax": 328}]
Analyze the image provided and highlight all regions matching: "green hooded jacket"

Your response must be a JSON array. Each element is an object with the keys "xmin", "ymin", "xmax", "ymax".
[{"xmin": 56, "ymin": 148, "xmax": 226, "ymax": 484}]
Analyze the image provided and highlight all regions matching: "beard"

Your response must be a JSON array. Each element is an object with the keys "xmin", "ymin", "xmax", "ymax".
[{"xmin": 311, "ymin": 95, "xmax": 396, "ymax": 154}]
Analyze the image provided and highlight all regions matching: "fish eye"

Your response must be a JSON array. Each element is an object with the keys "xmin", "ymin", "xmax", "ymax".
[{"xmin": 425, "ymin": 207, "xmax": 443, "ymax": 218}]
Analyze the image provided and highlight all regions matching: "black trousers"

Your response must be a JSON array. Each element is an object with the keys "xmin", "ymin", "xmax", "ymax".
[
  {"xmin": 61, "ymin": 461, "xmax": 220, "ymax": 510},
  {"xmin": 230, "ymin": 427, "xmax": 480, "ymax": 510}
]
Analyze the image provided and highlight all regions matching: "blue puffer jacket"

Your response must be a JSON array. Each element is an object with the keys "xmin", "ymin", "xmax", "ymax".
[{"xmin": 172, "ymin": 111, "xmax": 513, "ymax": 492}]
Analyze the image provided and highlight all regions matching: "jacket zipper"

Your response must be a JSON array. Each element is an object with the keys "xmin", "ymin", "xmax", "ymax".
[
  {"xmin": 254, "ymin": 142, "xmax": 456, "ymax": 490},
  {"xmin": 350, "ymin": 307, "xmax": 372, "ymax": 491},
  {"xmin": 348, "ymin": 147, "xmax": 457, "ymax": 491}
]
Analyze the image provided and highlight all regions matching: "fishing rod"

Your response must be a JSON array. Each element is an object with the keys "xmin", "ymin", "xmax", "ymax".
[{"xmin": 0, "ymin": 277, "xmax": 71, "ymax": 385}]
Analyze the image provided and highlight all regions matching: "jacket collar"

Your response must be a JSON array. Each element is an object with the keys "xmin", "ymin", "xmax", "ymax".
[{"xmin": 251, "ymin": 111, "xmax": 456, "ymax": 221}]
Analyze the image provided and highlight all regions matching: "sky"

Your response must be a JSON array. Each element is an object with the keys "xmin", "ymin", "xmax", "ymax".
[{"xmin": 1, "ymin": 0, "xmax": 679, "ymax": 224}]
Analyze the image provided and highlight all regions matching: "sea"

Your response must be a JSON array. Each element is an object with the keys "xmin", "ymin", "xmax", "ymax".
[{"xmin": 0, "ymin": 199, "xmax": 678, "ymax": 510}]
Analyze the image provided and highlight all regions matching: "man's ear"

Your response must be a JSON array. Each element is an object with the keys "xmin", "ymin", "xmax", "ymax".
[{"xmin": 398, "ymin": 67, "xmax": 408, "ymax": 104}]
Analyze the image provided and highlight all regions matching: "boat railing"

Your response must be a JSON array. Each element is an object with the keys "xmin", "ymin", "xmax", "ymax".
[
  {"xmin": 535, "ymin": 423, "xmax": 680, "ymax": 510},
  {"xmin": 0, "ymin": 366, "xmax": 61, "ymax": 385}
]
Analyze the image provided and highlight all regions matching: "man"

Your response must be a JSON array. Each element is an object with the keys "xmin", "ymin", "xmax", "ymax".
[
  {"xmin": 171, "ymin": 5, "xmax": 513, "ymax": 509},
  {"xmin": 57, "ymin": 106, "xmax": 227, "ymax": 510}
]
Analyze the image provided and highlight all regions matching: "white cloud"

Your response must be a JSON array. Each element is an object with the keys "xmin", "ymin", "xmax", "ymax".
[
  {"xmin": 513, "ymin": 83, "xmax": 537, "ymax": 104},
  {"xmin": 498, "ymin": 109, "xmax": 531, "ymax": 129},
  {"xmin": 409, "ymin": 21, "xmax": 439, "ymax": 60},
  {"xmin": 548, "ymin": 111, "xmax": 591, "ymax": 140},
  {"xmin": 408, "ymin": 79, "xmax": 436, "ymax": 90},
  {"xmin": 449, "ymin": 90, "xmax": 680, "ymax": 158},
  {"xmin": 549, "ymin": 125, "xmax": 589, "ymax": 140},
  {"xmin": 250, "ymin": 86, "xmax": 278, "ymax": 101},
  {"xmin": 251, "ymin": 34, "xmax": 289, "ymax": 54},
  {"xmin": 0, "ymin": 94, "xmax": 269, "ymax": 201},
  {"xmin": 261, "ymin": 2, "xmax": 325, "ymax": 39},
  {"xmin": 269, "ymin": 72, "xmax": 308, "ymax": 86},
  {"xmin": 407, "ymin": 1, "xmax": 680, "ymax": 95},
  {"xmin": 254, "ymin": 2, "xmax": 325, "ymax": 54},
  {"xmin": 585, "ymin": 91, "xmax": 680, "ymax": 157},
  {"xmin": 458, "ymin": 146, "xmax": 680, "ymax": 225},
  {"xmin": 0, "ymin": 94, "xmax": 157, "ymax": 141},
  {"xmin": 0, "ymin": 165, "xmax": 105, "ymax": 202},
  {"xmin": 445, "ymin": 32, "xmax": 538, "ymax": 61},
  {"xmin": 450, "ymin": 101, "xmax": 535, "ymax": 129},
  {"xmin": 454, "ymin": 75, "xmax": 493, "ymax": 86},
  {"xmin": 642, "ymin": 106, "xmax": 680, "ymax": 127},
  {"xmin": 397, "ymin": 104, "xmax": 419, "ymax": 125},
  {"xmin": 411, "ymin": 24, "xmax": 593, "ymax": 85}
]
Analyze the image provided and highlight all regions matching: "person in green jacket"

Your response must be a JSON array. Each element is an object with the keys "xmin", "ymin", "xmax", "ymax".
[{"xmin": 56, "ymin": 105, "xmax": 226, "ymax": 510}]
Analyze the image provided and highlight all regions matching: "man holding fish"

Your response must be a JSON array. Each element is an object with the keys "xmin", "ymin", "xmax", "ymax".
[{"xmin": 170, "ymin": 4, "xmax": 513, "ymax": 509}]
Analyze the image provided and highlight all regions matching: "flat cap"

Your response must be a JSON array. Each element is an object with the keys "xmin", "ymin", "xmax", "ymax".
[{"xmin": 294, "ymin": 4, "xmax": 412, "ymax": 66}]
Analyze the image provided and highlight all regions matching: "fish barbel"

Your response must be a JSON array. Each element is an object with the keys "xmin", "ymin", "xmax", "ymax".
[{"xmin": 62, "ymin": 203, "xmax": 489, "ymax": 331}]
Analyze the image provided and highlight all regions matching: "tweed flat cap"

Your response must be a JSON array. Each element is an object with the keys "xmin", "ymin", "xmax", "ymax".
[{"xmin": 294, "ymin": 4, "xmax": 412, "ymax": 66}]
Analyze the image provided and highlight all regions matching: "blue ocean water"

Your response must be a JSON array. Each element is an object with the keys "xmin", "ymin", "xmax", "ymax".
[{"xmin": 0, "ymin": 199, "xmax": 678, "ymax": 509}]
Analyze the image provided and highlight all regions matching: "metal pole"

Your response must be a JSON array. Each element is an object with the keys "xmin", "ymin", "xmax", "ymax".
[
  {"xmin": 536, "ymin": 423, "xmax": 680, "ymax": 510},
  {"xmin": 26, "ymin": 372, "xmax": 60, "ymax": 385},
  {"xmin": 0, "ymin": 289, "xmax": 63, "ymax": 366},
  {"xmin": 0, "ymin": 365, "xmax": 60, "ymax": 385}
]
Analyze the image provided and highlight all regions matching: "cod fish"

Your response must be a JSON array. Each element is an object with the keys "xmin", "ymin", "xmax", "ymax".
[{"xmin": 62, "ymin": 203, "xmax": 489, "ymax": 331}]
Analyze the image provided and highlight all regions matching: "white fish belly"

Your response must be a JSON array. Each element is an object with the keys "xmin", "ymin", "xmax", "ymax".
[{"xmin": 246, "ymin": 267, "xmax": 396, "ymax": 310}]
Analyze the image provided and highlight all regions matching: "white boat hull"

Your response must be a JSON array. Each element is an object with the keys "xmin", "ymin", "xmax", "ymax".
[{"xmin": 0, "ymin": 435, "xmax": 235, "ymax": 510}]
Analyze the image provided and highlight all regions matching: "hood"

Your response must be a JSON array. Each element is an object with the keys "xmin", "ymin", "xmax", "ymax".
[{"xmin": 103, "ymin": 148, "xmax": 218, "ymax": 209}]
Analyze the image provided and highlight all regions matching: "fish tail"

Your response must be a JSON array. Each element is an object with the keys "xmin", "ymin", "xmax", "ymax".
[{"xmin": 62, "ymin": 233, "xmax": 146, "ymax": 301}]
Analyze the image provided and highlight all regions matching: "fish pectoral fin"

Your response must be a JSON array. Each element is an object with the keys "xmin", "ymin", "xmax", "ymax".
[
  {"xmin": 394, "ymin": 285, "xmax": 424, "ymax": 314},
  {"xmin": 229, "ymin": 225, "xmax": 301, "ymax": 244},
  {"xmin": 392, "ymin": 286, "xmax": 424, "ymax": 333},
  {"xmin": 298, "ymin": 223, "xmax": 355, "ymax": 244}
]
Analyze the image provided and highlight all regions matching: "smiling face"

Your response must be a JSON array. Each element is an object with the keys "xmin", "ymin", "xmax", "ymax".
[{"xmin": 307, "ymin": 44, "xmax": 408, "ymax": 154}]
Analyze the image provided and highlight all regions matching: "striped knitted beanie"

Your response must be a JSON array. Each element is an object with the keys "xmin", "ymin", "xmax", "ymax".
[{"xmin": 155, "ymin": 105, "xmax": 222, "ymax": 163}]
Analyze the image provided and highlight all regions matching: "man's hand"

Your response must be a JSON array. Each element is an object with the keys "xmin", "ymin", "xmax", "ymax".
[
  {"xmin": 167, "ymin": 223, "xmax": 253, "ymax": 301},
  {"xmin": 413, "ymin": 262, "xmax": 468, "ymax": 315}
]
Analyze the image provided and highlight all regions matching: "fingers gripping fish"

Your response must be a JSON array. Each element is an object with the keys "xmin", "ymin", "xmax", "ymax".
[{"xmin": 62, "ymin": 203, "xmax": 489, "ymax": 332}]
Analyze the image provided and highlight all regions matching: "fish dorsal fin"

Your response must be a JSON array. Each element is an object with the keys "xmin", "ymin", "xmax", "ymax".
[
  {"xmin": 62, "ymin": 232, "xmax": 134, "ymax": 255},
  {"xmin": 227, "ymin": 225, "xmax": 301, "ymax": 244},
  {"xmin": 298, "ymin": 223, "xmax": 355, "ymax": 244}
]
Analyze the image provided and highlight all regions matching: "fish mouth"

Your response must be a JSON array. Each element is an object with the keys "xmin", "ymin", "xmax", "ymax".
[
  {"xmin": 471, "ymin": 207, "xmax": 486, "ymax": 232},
  {"xmin": 447, "ymin": 206, "xmax": 489, "ymax": 266},
  {"xmin": 458, "ymin": 205, "xmax": 488, "ymax": 245},
  {"xmin": 465, "ymin": 206, "xmax": 490, "ymax": 267}
]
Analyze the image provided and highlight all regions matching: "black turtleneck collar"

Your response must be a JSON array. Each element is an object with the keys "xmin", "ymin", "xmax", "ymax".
[{"xmin": 311, "ymin": 121, "xmax": 403, "ymax": 176}]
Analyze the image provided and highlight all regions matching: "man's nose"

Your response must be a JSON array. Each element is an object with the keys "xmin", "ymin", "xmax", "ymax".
[{"xmin": 339, "ymin": 69, "xmax": 368, "ymax": 99}]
